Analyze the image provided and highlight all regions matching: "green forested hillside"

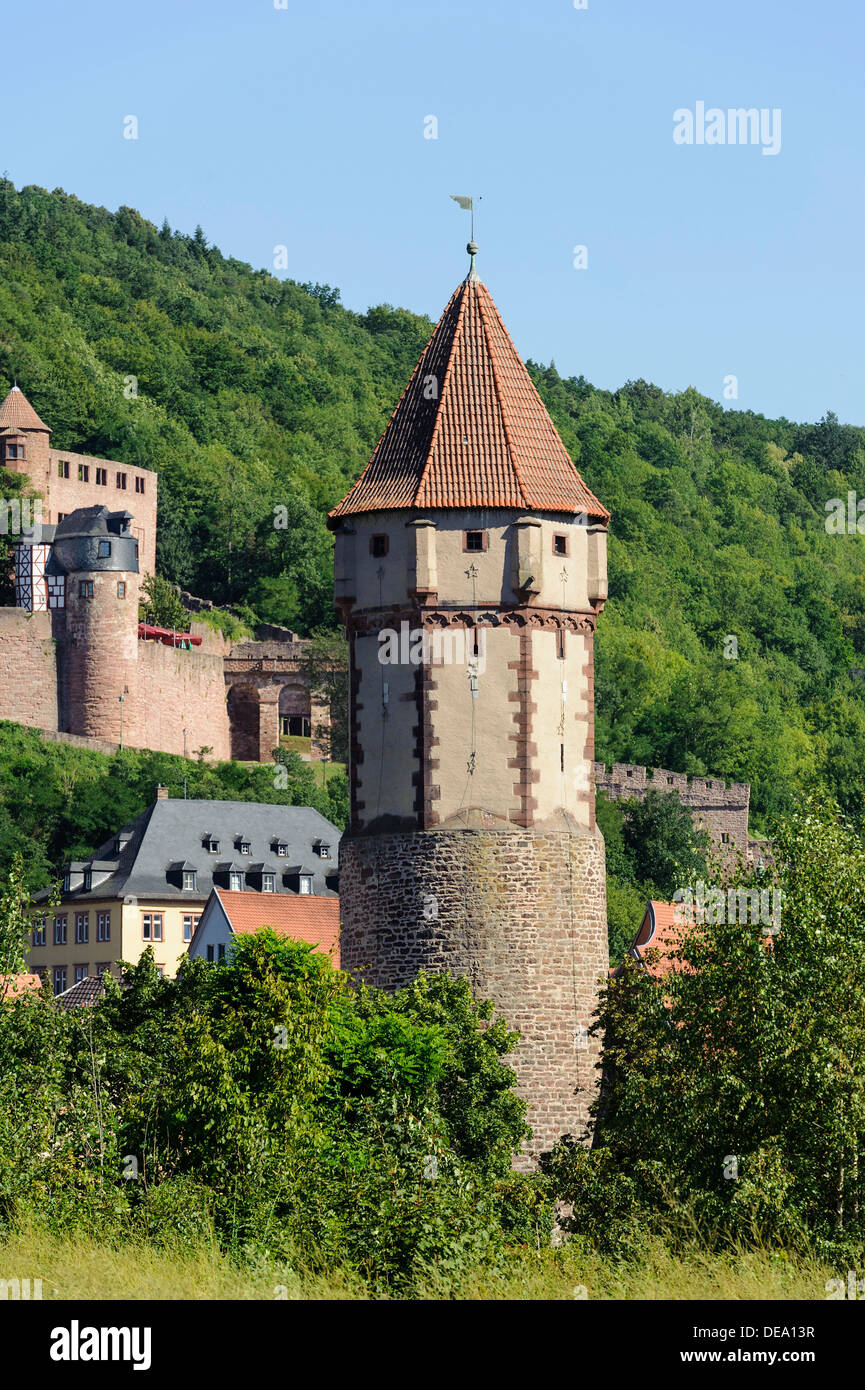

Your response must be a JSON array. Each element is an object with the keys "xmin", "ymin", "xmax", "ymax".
[{"xmin": 2, "ymin": 180, "xmax": 864, "ymax": 826}]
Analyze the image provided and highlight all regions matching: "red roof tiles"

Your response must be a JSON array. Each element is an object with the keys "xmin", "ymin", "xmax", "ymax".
[
  {"xmin": 329, "ymin": 276, "xmax": 608, "ymax": 521},
  {"xmin": 0, "ymin": 972, "xmax": 44, "ymax": 1001},
  {"xmin": 0, "ymin": 386, "xmax": 51, "ymax": 433},
  {"xmin": 214, "ymin": 888, "xmax": 340, "ymax": 962},
  {"xmin": 631, "ymin": 899, "xmax": 695, "ymax": 979}
]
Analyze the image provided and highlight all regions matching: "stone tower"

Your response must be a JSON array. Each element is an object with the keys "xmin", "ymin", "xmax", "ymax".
[
  {"xmin": 329, "ymin": 247, "xmax": 611, "ymax": 1162},
  {"xmin": 54, "ymin": 507, "xmax": 141, "ymax": 744}
]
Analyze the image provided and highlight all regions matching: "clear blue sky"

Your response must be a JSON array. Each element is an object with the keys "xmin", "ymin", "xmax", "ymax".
[{"xmin": 4, "ymin": 0, "xmax": 863, "ymax": 425}]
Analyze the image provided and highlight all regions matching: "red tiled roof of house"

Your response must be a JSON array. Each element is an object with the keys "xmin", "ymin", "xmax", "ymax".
[
  {"xmin": 631, "ymin": 899, "xmax": 695, "ymax": 979},
  {"xmin": 0, "ymin": 971, "xmax": 44, "ymax": 1000},
  {"xmin": 0, "ymin": 386, "xmax": 51, "ymax": 433},
  {"xmin": 215, "ymin": 888, "xmax": 340, "ymax": 962},
  {"xmin": 328, "ymin": 275, "xmax": 609, "ymax": 522}
]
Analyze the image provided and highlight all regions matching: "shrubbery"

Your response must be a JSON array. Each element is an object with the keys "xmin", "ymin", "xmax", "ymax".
[{"xmin": 0, "ymin": 934, "xmax": 543, "ymax": 1293}]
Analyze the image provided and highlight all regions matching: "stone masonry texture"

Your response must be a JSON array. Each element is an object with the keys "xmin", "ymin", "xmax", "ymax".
[
  {"xmin": 339, "ymin": 822, "xmax": 609, "ymax": 1166},
  {"xmin": 594, "ymin": 761, "xmax": 751, "ymax": 860}
]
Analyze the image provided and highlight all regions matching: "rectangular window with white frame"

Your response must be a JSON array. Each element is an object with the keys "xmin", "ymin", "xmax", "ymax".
[
  {"xmin": 182, "ymin": 914, "xmax": 201, "ymax": 943},
  {"xmin": 142, "ymin": 913, "xmax": 163, "ymax": 942}
]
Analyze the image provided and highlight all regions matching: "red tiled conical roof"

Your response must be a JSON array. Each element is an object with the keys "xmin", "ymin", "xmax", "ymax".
[
  {"xmin": 329, "ymin": 275, "xmax": 608, "ymax": 522},
  {"xmin": 0, "ymin": 386, "xmax": 51, "ymax": 433}
]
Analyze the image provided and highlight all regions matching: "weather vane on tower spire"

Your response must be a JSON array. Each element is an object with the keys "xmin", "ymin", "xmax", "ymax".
[{"xmin": 450, "ymin": 194, "xmax": 482, "ymax": 279}]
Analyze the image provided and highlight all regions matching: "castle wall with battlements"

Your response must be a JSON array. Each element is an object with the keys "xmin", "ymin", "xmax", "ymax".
[
  {"xmin": 0, "ymin": 604, "xmax": 231, "ymax": 761},
  {"xmin": 594, "ymin": 761, "xmax": 751, "ymax": 859}
]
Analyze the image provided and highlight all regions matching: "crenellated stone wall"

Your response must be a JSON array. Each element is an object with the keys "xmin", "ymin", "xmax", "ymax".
[{"xmin": 594, "ymin": 761, "xmax": 751, "ymax": 859}]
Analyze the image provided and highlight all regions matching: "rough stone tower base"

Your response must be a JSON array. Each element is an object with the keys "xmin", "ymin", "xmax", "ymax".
[{"xmin": 339, "ymin": 814, "xmax": 608, "ymax": 1167}]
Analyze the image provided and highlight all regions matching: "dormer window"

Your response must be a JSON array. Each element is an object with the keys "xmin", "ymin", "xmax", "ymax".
[
  {"xmin": 299, "ymin": 875, "xmax": 313, "ymax": 895},
  {"xmin": 237, "ymin": 841, "xmax": 251, "ymax": 855},
  {"xmin": 262, "ymin": 873, "xmax": 276, "ymax": 893},
  {"xmin": 83, "ymin": 870, "xmax": 92, "ymax": 892},
  {"xmin": 63, "ymin": 871, "xmax": 71, "ymax": 892},
  {"xmin": 315, "ymin": 842, "xmax": 331, "ymax": 860},
  {"xmin": 205, "ymin": 838, "xmax": 220, "ymax": 854},
  {"xmin": 229, "ymin": 871, "xmax": 244, "ymax": 892},
  {"xmin": 183, "ymin": 870, "xmax": 197, "ymax": 891},
  {"xmin": 273, "ymin": 842, "xmax": 288, "ymax": 857}
]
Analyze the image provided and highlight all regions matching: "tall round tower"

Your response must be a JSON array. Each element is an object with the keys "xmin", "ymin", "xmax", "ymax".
[
  {"xmin": 55, "ymin": 507, "xmax": 140, "ymax": 743},
  {"xmin": 330, "ymin": 247, "xmax": 611, "ymax": 1163}
]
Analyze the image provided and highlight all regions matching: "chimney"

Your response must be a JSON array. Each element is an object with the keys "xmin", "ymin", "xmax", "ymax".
[{"xmin": 156, "ymin": 785, "xmax": 170, "ymax": 800}]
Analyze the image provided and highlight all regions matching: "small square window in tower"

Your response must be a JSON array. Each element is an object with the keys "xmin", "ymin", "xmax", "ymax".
[
  {"xmin": 464, "ymin": 530, "xmax": 486, "ymax": 552},
  {"xmin": 553, "ymin": 534, "xmax": 569, "ymax": 557},
  {"xmin": 370, "ymin": 534, "xmax": 389, "ymax": 558}
]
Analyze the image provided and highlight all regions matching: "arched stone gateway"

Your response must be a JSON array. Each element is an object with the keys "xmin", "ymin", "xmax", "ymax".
[
  {"xmin": 224, "ymin": 639, "xmax": 330, "ymax": 763},
  {"xmin": 227, "ymin": 683, "xmax": 260, "ymax": 762}
]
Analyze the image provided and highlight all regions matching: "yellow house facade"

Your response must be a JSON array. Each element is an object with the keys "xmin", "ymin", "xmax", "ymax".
[{"xmin": 28, "ymin": 790, "xmax": 342, "ymax": 994}]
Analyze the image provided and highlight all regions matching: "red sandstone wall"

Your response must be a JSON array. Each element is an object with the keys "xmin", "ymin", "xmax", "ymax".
[
  {"xmin": 0, "ymin": 609, "xmax": 59, "ymax": 731},
  {"xmin": 4, "ymin": 431, "xmax": 157, "ymax": 577},
  {"xmin": 133, "ymin": 640, "xmax": 230, "ymax": 760},
  {"xmin": 46, "ymin": 450, "xmax": 157, "ymax": 579}
]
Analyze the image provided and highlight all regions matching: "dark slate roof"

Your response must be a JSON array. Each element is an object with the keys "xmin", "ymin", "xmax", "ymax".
[
  {"xmin": 34, "ymin": 799, "xmax": 341, "ymax": 907},
  {"xmin": 51, "ymin": 506, "xmax": 139, "ymax": 575},
  {"xmin": 54, "ymin": 975, "xmax": 105, "ymax": 1009}
]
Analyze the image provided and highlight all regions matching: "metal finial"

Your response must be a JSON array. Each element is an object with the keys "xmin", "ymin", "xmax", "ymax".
[{"xmin": 451, "ymin": 195, "xmax": 482, "ymax": 278}]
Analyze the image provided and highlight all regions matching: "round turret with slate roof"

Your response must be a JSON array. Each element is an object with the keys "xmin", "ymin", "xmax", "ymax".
[{"xmin": 60, "ymin": 506, "xmax": 141, "ymax": 743}]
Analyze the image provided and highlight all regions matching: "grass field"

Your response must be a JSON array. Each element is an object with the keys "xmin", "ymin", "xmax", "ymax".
[{"xmin": 0, "ymin": 1228, "xmax": 834, "ymax": 1301}]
